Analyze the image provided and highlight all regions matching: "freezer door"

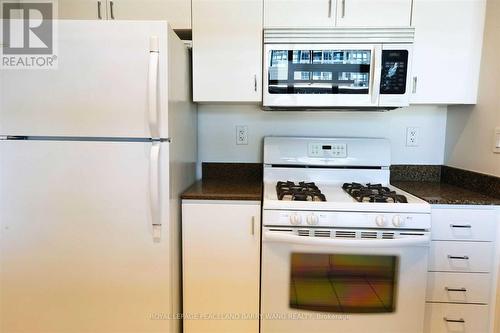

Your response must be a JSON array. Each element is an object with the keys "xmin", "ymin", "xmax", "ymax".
[
  {"xmin": 0, "ymin": 140, "xmax": 173, "ymax": 333},
  {"xmin": 0, "ymin": 21, "xmax": 169, "ymax": 138}
]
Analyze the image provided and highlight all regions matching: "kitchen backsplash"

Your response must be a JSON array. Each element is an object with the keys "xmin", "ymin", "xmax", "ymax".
[{"xmin": 198, "ymin": 104, "xmax": 448, "ymax": 165}]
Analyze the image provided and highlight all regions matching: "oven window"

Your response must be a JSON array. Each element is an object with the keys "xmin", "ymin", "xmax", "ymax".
[
  {"xmin": 268, "ymin": 50, "xmax": 371, "ymax": 95},
  {"xmin": 290, "ymin": 253, "xmax": 397, "ymax": 313}
]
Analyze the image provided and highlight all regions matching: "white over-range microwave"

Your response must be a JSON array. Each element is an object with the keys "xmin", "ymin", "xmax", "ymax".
[{"xmin": 263, "ymin": 28, "xmax": 415, "ymax": 110}]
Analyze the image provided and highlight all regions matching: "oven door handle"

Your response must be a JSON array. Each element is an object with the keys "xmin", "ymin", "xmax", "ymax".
[{"xmin": 263, "ymin": 231, "xmax": 430, "ymax": 248}]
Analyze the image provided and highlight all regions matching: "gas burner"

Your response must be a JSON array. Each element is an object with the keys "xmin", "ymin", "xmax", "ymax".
[
  {"xmin": 276, "ymin": 181, "xmax": 327, "ymax": 202},
  {"xmin": 342, "ymin": 182, "xmax": 408, "ymax": 203}
]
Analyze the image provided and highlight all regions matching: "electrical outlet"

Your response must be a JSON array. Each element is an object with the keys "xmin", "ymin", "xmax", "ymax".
[
  {"xmin": 236, "ymin": 125, "xmax": 248, "ymax": 145},
  {"xmin": 406, "ymin": 127, "xmax": 419, "ymax": 147}
]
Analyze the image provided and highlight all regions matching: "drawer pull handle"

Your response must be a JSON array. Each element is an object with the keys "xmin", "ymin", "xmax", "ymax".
[
  {"xmin": 450, "ymin": 224, "xmax": 472, "ymax": 229},
  {"xmin": 445, "ymin": 287, "xmax": 467, "ymax": 292},
  {"xmin": 448, "ymin": 255, "xmax": 469, "ymax": 260},
  {"xmin": 443, "ymin": 317, "xmax": 465, "ymax": 323}
]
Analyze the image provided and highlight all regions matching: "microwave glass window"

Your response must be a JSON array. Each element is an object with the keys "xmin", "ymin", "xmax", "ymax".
[
  {"xmin": 268, "ymin": 50, "xmax": 372, "ymax": 95},
  {"xmin": 289, "ymin": 253, "xmax": 397, "ymax": 313}
]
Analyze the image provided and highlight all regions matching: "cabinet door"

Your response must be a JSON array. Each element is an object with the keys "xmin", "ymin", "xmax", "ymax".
[
  {"xmin": 182, "ymin": 201, "xmax": 261, "ymax": 333},
  {"xmin": 193, "ymin": 0, "xmax": 263, "ymax": 102},
  {"xmin": 58, "ymin": 0, "xmax": 103, "ymax": 19},
  {"xmin": 336, "ymin": 0, "xmax": 412, "ymax": 27},
  {"xmin": 410, "ymin": 0, "xmax": 486, "ymax": 104},
  {"xmin": 264, "ymin": 0, "xmax": 336, "ymax": 28},
  {"xmin": 105, "ymin": 0, "xmax": 191, "ymax": 30}
]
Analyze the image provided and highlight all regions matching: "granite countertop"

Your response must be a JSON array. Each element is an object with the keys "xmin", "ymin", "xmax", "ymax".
[
  {"xmin": 181, "ymin": 163, "xmax": 263, "ymax": 201},
  {"xmin": 393, "ymin": 181, "xmax": 500, "ymax": 206},
  {"xmin": 391, "ymin": 165, "xmax": 500, "ymax": 206}
]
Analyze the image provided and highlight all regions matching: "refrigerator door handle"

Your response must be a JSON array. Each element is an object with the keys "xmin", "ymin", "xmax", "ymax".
[
  {"xmin": 148, "ymin": 36, "xmax": 160, "ymax": 139},
  {"xmin": 149, "ymin": 141, "xmax": 162, "ymax": 242}
]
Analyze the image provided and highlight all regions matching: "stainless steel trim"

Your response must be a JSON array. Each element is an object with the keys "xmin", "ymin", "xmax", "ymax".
[
  {"xmin": 110, "ymin": 1, "xmax": 115, "ymax": 19},
  {"xmin": 443, "ymin": 317, "xmax": 465, "ymax": 323},
  {"xmin": 97, "ymin": 1, "xmax": 102, "ymax": 19},
  {"xmin": 264, "ymin": 27, "xmax": 416, "ymax": 44},
  {"xmin": 450, "ymin": 224, "xmax": 472, "ymax": 229},
  {"xmin": 341, "ymin": 0, "xmax": 346, "ymax": 18},
  {"xmin": 448, "ymin": 255, "xmax": 470, "ymax": 260},
  {"xmin": 445, "ymin": 287, "xmax": 467, "ymax": 292}
]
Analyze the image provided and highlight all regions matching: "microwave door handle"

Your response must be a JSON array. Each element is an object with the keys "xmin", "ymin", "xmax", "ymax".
[
  {"xmin": 263, "ymin": 231, "xmax": 430, "ymax": 248},
  {"xmin": 370, "ymin": 46, "xmax": 382, "ymax": 105}
]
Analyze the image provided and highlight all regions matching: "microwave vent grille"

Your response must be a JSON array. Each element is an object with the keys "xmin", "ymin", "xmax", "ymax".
[{"xmin": 264, "ymin": 27, "xmax": 415, "ymax": 44}]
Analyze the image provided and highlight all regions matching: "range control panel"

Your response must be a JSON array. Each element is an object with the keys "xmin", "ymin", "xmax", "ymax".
[
  {"xmin": 263, "ymin": 210, "xmax": 431, "ymax": 230},
  {"xmin": 308, "ymin": 143, "xmax": 347, "ymax": 158}
]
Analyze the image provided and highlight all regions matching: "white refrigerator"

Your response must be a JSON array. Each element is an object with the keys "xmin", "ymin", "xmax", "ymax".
[{"xmin": 0, "ymin": 21, "xmax": 197, "ymax": 333}]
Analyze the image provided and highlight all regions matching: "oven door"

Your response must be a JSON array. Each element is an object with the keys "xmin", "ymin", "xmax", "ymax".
[
  {"xmin": 261, "ymin": 227, "xmax": 430, "ymax": 333},
  {"xmin": 263, "ymin": 44, "xmax": 382, "ymax": 108}
]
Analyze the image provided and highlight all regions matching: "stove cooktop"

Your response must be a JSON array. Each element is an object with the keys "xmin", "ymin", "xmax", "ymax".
[
  {"xmin": 265, "ymin": 180, "xmax": 430, "ymax": 213},
  {"xmin": 276, "ymin": 181, "xmax": 327, "ymax": 202},
  {"xmin": 342, "ymin": 182, "xmax": 408, "ymax": 203}
]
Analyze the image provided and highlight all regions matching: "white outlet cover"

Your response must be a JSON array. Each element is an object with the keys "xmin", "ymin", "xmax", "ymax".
[
  {"xmin": 236, "ymin": 125, "xmax": 248, "ymax": 145},
  {"xmin": 406, "ymin": 127, "xmax": 419, "ymax": 147}
]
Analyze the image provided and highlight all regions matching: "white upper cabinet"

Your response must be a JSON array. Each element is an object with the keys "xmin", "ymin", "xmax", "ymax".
[
  {"xmin": 263, "ymin": 0, "xmax": 411, "ymax": 28},
  {"xmin": 58, "ymin": 0, "xmax": 105, "ymax": 20},
  {"xmin": 336, "ymin": 0, "xmax": 412, "ymax": 27},
  {"xmin": 264, "ymin": 0, "xmax": 336, "ymax": 28},
  {"xmin": 106, "ymin": 0, "xmax": 191, "ymax": 29},
  {"xmin": 57, "ymin": 0, "xmax": 191, "ymax": 29},
  {"xmin": 410, "ymin": 0, "xmax": 486, "ymax": 104},
  {"xmin": 193, "ymin": 0, "xmax": 263, "ymax": 102}
]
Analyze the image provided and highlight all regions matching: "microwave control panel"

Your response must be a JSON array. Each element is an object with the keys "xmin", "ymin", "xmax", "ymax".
[{"xmin": 380, "ymin": 50, "xmax": 409, "ymax": 95}]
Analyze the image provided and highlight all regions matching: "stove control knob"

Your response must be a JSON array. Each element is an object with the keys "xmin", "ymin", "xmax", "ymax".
[
  {"xmin": 392, "ymin": 215, "xmax": 404, "ymax": 227},
  {"xmin": 290, "ymin": 214, "xmax": 302, "ymax": 226},
  {"xmin": 307, "ymin": 214, "xmax": 319, "ymax": 226},
  {"xmin": 375, "ymin": 215, "xmax": 387, "ymax": 227}
]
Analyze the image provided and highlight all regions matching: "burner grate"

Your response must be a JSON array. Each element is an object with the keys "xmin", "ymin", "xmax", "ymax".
[
  {"xmin": 342, "ymin": 182, "xmax": 408, "ymax": 203},
  {"xmin": 276, "ymin": 181, "xmax": 326, "ymax": 202}
]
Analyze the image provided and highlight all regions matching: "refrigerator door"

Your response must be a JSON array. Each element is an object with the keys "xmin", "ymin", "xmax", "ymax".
[
  {"xmin": 0, "ymin": 139, "xmax": 172, "ymax": 333},
  {"xmin": 0, "ymin": 21, "xmax": 169, "ymax": 138}
]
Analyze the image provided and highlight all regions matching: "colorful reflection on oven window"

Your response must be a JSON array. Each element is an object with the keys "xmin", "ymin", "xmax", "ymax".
[{"xmin": 290, "ymin": 253, "xmax": 397, "ymax": 313}]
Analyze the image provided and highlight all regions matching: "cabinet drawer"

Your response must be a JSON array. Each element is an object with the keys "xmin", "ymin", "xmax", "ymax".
[
  {"xmin": 426, "ymin": 272, "xmax": 491, "ymax": 304},
  {"xmin": 424, "ymin": 303, "xmax": 489, "ymax": 333},
  {"xmin": 429, "ymin": 241, "xmax": 493, "ymax": 273},
  {"xmin": 432, "ymin": 209, "xmax": 497, "ymax": 241}
]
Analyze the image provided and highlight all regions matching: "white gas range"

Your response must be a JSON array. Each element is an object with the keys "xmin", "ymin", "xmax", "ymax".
[{"xmin": 261, "ymin": 137, "xmax": 431, "ymax": 333}]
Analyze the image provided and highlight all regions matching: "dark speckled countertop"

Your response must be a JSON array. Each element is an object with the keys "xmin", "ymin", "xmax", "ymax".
[
  {"xmin": 391, "ymin": 165, "xmax": 500, "ymax": 206},
  {"xmin": 181, "ymin": 179, "xmax": 262, "ymax": 201},
  {"xmin": 181, "ymin": 163, "xmax": 263, "ymax": 201},
  {"xmin": 393, "ymin": 181, "xmax": 500, "ymax": 205}
]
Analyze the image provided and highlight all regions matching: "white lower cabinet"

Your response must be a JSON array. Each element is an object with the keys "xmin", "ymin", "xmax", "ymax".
[
  {"xmin": 425, "ymin": 303, "xmax": 490, "ymax": 333},
  {"xmin": 425, "ymin": 206, "xmax": 498, "ymax": 333},
  {"xmin": 426, "ymin": 272, "xmax": 491, "ymax": 304},
  {"xmin": 428, "ymin": 241, "xmax": 494, "ymax": 273},
  {"xmin": 182, "ymin": 200, "xmax": 261, "ymax": 333}
]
